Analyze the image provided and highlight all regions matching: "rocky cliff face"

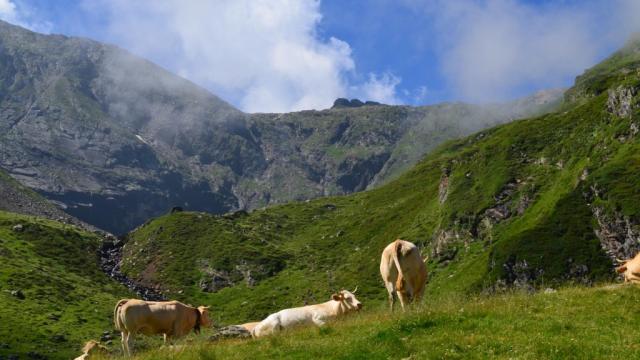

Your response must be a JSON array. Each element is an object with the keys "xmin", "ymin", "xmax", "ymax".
[
  {"xmin": 0, "ymin": 168, "xmax": 99, "ymax": 232},
  {"xmin": 0, "ymin": 20, "xmax": 563, "ymax": 233}
]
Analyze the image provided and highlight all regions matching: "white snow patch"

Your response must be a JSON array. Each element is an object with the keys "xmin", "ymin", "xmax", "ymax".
[{"xmin": 135, "ymin": 134, "xmax": 149, "ymax": 145}]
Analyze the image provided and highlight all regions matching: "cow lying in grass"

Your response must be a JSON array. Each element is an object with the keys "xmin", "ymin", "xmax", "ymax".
[
  {"xmin": 114, "ymin": 299, "xmax": 211, "ymax": 356},
  {"xmin": 616, "ymin": 253, "xmax": 640, "ymax": 283},
  {"xmin": 240, "ymin": 321, "xmax": 261, "ymax": 332},
  {"xmin": 251, "ymin": 289, "xmax": 362, "ymax": 338},
  {"xmin": 73, "ymin": 340, "xmax": 108, "ymax": 360}
]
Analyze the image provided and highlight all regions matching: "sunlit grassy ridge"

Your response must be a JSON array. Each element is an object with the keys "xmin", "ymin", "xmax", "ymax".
[
  {"xmin": 0, "ymin": 211, "xmax": 130, "ymax": 359},
  {"xmin": 123, "ymin": 285, "xmax": 640, "ymax": 359},
  {"xmin": 121, "ymin": 38, "xmax": 640, "ymax": 327}
]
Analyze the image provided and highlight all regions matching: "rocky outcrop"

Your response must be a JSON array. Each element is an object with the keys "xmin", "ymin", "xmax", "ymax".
[
  {"xmin": 438, "ymin": 169, "xmax": 450, "ymax": 204},
  {"xmin": 607, "ymin": 86, "xmax": 637, "ymax": 118},
  {"xmin": 332, "ymin": 98, "xmax": 382, "ymax": 108},
  {"xmin": 198, "ymin": 259, "xmax": 263, "ymax": 292},
  {"xmin": 209, "ymin": 325, "xmax": 252, "ymax": 341},
  {"xmin": 591, "ymin": 206, "xmax": 640, "ymax": 261},
  {"xmin": 431, "ymin": 229, "xmax": 467, "ymax": 263}
]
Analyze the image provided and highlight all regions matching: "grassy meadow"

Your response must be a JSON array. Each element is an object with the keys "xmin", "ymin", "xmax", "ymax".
[{"xmin": 110, "ymin": 284, "xmax": 640, "ymax": 360}]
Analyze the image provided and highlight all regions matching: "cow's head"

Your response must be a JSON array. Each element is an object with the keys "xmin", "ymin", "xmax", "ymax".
[
  {"xmin": 331, "ymin": 288, "xmax": 363, "ymax": 312},
  {"xmin": 81, "ymin": 340, "xmax": 108, "ymax": 357},
  {"xmin": 198, "ymin": 306, "xmax": 212, "ymax": 328}
]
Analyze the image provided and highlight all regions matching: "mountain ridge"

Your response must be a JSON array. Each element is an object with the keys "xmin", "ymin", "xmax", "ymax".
[{"xmin": 0, "ymin": 20, "xmax": 562, "ymax": 233}]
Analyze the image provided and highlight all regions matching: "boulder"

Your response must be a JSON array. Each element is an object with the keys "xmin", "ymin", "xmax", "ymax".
[
  {"xmin": 10, "ymin": 290, "xmax": 25, "ymax": 300},
  {"xmin": 209, "ymin": 325, "xmax": 252, "ymax": 341}
]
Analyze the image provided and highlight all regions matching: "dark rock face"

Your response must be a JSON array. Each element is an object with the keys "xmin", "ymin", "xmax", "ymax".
[
  {"xmin": 336, "ymin": 152, "xmax": 391, "ymax": 192},
  {"xmin": 332, "ymin": 98, "xmax": 382, "ymax": 108},
  {"xmin": 0, "ymin": 169, "xmax": 96, "ymax": 232},
  {"xmin": 0, "ymin": 20, "xmax": 563, "ymax": 234}
]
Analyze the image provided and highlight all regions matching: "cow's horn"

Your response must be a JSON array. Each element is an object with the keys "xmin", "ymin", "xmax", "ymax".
[
  {"xmin": 615, "ymin": 258, "xmax": 629, "ymax": 264},
  {"xmin": 351, "ymin": 286, "xmax": 358, "ymax": 294}
]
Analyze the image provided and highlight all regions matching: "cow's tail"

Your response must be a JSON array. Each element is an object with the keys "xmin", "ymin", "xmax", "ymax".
[
  {"xmin": 113, "ymin": 299, "xmax": 128, "ymax": 331},
  {"xmin": 392, "ymin": 240, "xmax": 406, "ymax": 292}
]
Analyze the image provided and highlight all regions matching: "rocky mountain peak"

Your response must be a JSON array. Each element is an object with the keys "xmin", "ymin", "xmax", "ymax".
[{"xmin": 332, "ymin": 98, "xmax": 382, "ymax": 109}]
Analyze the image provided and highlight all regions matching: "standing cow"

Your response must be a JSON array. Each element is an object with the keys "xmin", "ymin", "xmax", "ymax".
[
  {"xmin": 114, "ymin": 299, "xmax": 211, "ymax": 356},
  {"xmin": 380, "ymin": 239, "xmax": 428, "ymax": 311}
]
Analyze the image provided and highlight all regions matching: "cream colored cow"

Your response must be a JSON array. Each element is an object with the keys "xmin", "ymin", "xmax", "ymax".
[
  {"xmin": 239, "ymin": 321, "xmax": 261, "ymax": 332},
  {"xmin": 251, "ymin": 289, "xmax": 362, "ymax": 338},
  {"xmin": 73, "ymin": 340, "xmax": 108, "ymax": 360},
  {"xmin": 380, "ymin": 239, "xmax": 428, "ymax": 311},
  {"xmin": 616, "ymin": 253, "xmax": 640, "ymax": 283},
  {"xmin": 114, "ymin": 299, "xmax": 211, "ymax": 356}
]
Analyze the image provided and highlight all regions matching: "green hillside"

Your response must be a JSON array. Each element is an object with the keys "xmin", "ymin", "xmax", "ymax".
[
  {"xmin": 120, "ymin": 38, "xmax": 640, "ymax": 326},
  {"xmin": 0, "ymin": 211, "xmax": 130, "ymax": 359}
]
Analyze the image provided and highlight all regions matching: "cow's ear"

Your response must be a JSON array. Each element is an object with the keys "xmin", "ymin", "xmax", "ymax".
[
  {"xmin": 331, "ymin": 293, "xmax": 341, "ymax": 301},
  {"xmin": 617, "ymin": 265, "xmax": 628, "ymax": 273}
]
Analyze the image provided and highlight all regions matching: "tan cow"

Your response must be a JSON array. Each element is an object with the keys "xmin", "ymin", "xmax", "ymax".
[
  {"xmin": 380, "ymin": 239, "xmax": 428, "ymax": 311},
  {"xmin": 114, "ymin": 299, "xmax": 211, "ymax": 356},
  {"xmin": 616, "ymin": 253, "xmax": 640, "ymax": 283},
  {"xmin": 251, "ymin": 289, "xmax": 362, "ymax": 338},
  {"xmin": 73, "ymin": 340, "xmax": 108, "ymax": 360}
]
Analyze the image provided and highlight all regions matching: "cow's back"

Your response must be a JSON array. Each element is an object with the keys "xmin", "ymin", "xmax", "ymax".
[{"xmin": 384, "ymin": 240, "xmax": 427, "ymax": 291}]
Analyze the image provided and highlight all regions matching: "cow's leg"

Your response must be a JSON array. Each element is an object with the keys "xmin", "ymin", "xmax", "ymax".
[
  {"xmin": 312, "ymin": 313, "xmax": 326, "ymax": 327},
  {"xmin": 127, "ymin": 333, "xmax": 134, "ymax": 357},
  {"xmin": 122, "ymin": 331, "xmax": 131, "ymax": 357},
  {"xmin": 120, "ymin": 331, "xmax": 127, "ymax": 356},
  {"xmin": 253, "ymin": 317, "xmax": 278, "ymax": 338},
  {"xmin": 414, "ymin": 282, "xmax": 426, "ymax": 304},
  {"xmin": 398, "ymin": 283, "xmax": 414, "ymax": 311},
  {"xmin": 397, "ymin": 291, "xmax": 407, "ymax": 311},
  {"xmin": 384, "ymin": 281, "xmax": 396, "ymax": 312},
  {"xmin": 406, "ymin": 285, "xmax": 414, "ymax": 304}
]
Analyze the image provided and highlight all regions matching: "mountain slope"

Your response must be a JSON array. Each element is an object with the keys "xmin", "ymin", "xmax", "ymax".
[
  {"xmin": 0, "ymin": 20, "xmax": 561, "ymax": 233},
  {"xmin": 0, "ymin": 211, "xmax": 130, "ymax": 359},
  {"xmin": 120, "ymin": 38, "xmax": 640, "ymax": 325}
]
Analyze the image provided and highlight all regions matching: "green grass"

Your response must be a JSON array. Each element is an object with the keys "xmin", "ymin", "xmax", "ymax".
[
  {"xmin": 117, "ymin": 284, "xmax": 640, "ymax": 360},
  {"xmin": 0, "ymin": 211, "xmax": 131, "ymax": 359}
]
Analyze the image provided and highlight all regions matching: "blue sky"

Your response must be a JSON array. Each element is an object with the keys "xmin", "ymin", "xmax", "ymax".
[{"xmin": 1, "ymin": 0, "xmax": 639, "ymax": 112}]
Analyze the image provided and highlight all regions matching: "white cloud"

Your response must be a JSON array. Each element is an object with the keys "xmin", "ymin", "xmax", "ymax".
[
  {"xmin": 355, "ymin": 72, "xmax": 402, "ymax": 105},
  {"xmin": 0, "ymin": 0, "xmax": 16, "ymax": 19},
  {"xmin": 405, "ymin": 0, "xmax": 640, "ymax": 103},
  {"xmin": 84, "ymin": 0, "xmax": 395, "ymax": 113},
  {"xmin": 0, "ymin": 0, "xmax": 51, "ymax": 33}
]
